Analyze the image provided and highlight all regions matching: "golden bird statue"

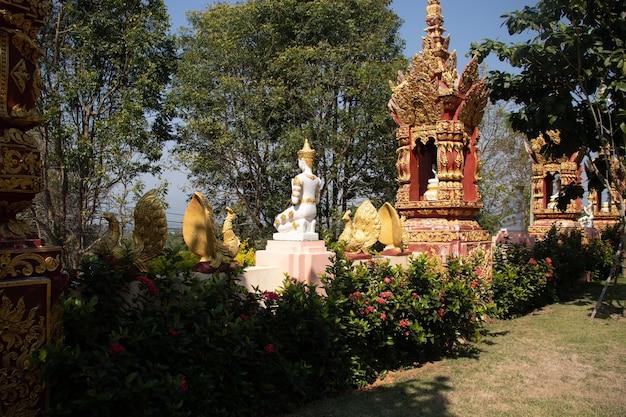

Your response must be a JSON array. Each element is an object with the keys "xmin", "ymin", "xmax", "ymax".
[
  {"xmin": 97, "ymin": 189, "xmax": 168, "ymax": 272},
  {"xmin": 182, "ymin": 192, "xmax": 240, "ymax": 270},
  {"xmin": 338, "ymin": 199, "xmax": 381, "ymax": 255}
]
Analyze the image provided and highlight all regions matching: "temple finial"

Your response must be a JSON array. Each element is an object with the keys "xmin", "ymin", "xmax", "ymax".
[{"xmin": 423, "ymin": 0, "xmax": 449, "ymax": 55}]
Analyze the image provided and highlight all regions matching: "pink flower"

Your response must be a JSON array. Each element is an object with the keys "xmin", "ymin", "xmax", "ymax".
[
  {"xmin": 404, "ymin": 331, "xmax": 410, "ymax": 337},
  {"xmin": 411, "ymin": 292, "xmax": 419, "ymax": 299},
  {"xmin": 108, "ymin": 342, "xmax": 125, "ymax": 355},
  {"xmin": 179, "ymin": 374, "xmax": 188, "ymax": 392},
  {"xmin": 376, "ymin": 297, "xmax": 386, "ymax": 305},
  {"xmin": 380, "ymin": 313, "xmax": 387, "ymax": 321},
  {"xmin": 168, "ymin": 327, "xmax": 179, "ymax": 336},
  {"xmin": 475, "ymin": 268, "xmax": 483, "ymax": 277},
  {"xmin": 137, "ymin": 275, "xmax": 158, "ymax": 295},
  {"xmin": 264, "ymin": 343, "xmax": 275, "ymax": 354},
  {"xmin": 384, "ymin": 277, "xmax": 392, "ymax": 284},
  {"xmin": 546, "ymin": 257, "xmax": 552, "ymax": 265},
  {"xmin": 529, "ymin": 258, "xmax": 537, "ymax": 265},
  {"xmin": 379, "ymin": 291, "xmax": 393, "ymax": 299},
  {"xmin": 399, "ymin": 318, "xmax": 410, "ymax": 328},
  {"xmin": 471, "ymin": 279, "xmax": 479, "ymax": 289}
]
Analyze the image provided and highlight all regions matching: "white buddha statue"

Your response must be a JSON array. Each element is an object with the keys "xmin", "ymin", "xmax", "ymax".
[{"xmin": 273, "ymin": 139, "xmax": 322, "ymax": 240}]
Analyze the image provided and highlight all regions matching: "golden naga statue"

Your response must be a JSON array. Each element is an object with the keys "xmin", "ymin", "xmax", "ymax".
[
  {"xmin": 96, "ymin": 189, "xmax": 168, "ymax": 272},
  {"xmin": 338, "ymin": 199, "xmax": 381, "ymax": 255},
  {"xmin": 182, "ymin": 192, "xmax": 240, "ymax": 269},
  {"xmin": 378, "ymin": 202, "xmax": 408, "ymax": 254}
]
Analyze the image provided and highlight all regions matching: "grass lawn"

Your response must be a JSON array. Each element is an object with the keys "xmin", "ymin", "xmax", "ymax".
[{"xmin": 282, "ymin": 277, "xmax": 626, "ymax": 417}]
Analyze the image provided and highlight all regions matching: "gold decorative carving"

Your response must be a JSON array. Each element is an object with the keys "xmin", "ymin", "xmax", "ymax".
[
  {"xmin": 0, "ymin": 287, "xmax": 47, "ymax": 417},
  {"xmin": 0, "ymin": 251, "xmax": 61, "ymax": 279}
]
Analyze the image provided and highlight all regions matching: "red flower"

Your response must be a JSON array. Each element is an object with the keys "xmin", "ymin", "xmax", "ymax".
[
  {"xmin": 399, "ymin": 318, "xmax": 410, "ymax": 328},
  {"xmin": 168, "ymin": 327, "xmax": 179, "ymax": 336},
  {"xmin": 411, "ymin": 292, "xmax": 419, "ymax": 299},
  {"xmin": 529, "ymin": 258, "xmax": 537, "ymax": 265},
  {"xmin": 349, "ymin": 291, "xmax": 363, "ymax": 302},
  {"xmin": 380, "ymin": 313, "xmax": 387, "ymax": 321},
  {"xmin": 264, "ymin": 343, "xmax": 275, "ymax": 354},
  {"xmin": 379, "ymin": 291, "xmax": 393, "ymax": 299},
  {"xmin": 108, "ymin": 342, "xmax": 125, "ymax": 355},
  {"xmin": 376, "ymin": 297, "xmax": 386, "ymax": 305},
  {"xmin": 361, "ymin": 305, "xmax": 376, "ymax": 315},
  {"xmin": 384, "ymin": 277, "xmax": 392, "ymax": 284},
  {"xmin": 179, "ymin": 374, "xmax": 188, "ymax": 392},
  {"xmin": 546, "ymin": 257, "xmax": 552, "ymax": 265},
  {"xmin": 475, "ymin": 268, "xmax": 483, "ymax": 277},
  {"xmin": 262, "ymin": 291, "xmax": 280, "ymax": 301},
  {"xmin": 471, "ymin": 279, "xmax": 479, "ymax": 289},
  {"xmin": 239, "ymin": 314, "xmax": 249, "ymax": 322},
  {"xmin": 137, "ymin": 275, "xmax": 158, "ymax": 295}
]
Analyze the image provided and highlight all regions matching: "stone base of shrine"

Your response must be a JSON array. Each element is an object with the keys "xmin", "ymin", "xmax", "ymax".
[
  {"xmin": 528, "ymin": 219, "xmax": 584, "ymax": 241},
  {"xmin": 494, "ymin": 229, "xmax": 533, "ymax": 246},
  {"xmin": 250, "ymin": 240, "xmax": 333, "ymax": 292},
  {"xmin": 350, "ymin": 254, "xmax": 411, "ymax": 269},
  {"xmin": 403, "ymin": 218, "xmax": 492, "ymax": 260}
]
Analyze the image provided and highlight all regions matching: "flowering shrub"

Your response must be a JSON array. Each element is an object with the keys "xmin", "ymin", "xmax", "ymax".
[
  {"xmin": 491, "ymin": 243, "xmax": 556, "ymax": 318},
  {"xmin": 322, "ymin": 251, "xmax": 493, "ymax": 385},
  {"xmin": 531, "ymin": 226, "xmax": 617, "ymax": 297},
  {"xmin": 41, "ymin": 244, "xmax": 522, "ymax": 415},
  {"xmin": 234, "ymin": 239, "xmax": 256, "ymax": 266},
  {"xmin": 41, "ymin": 251, "xmax": 263, "ymax": 417},
  {"xmin": 40, "ymin": 247, "xmax": 352, "ymax": 416}
]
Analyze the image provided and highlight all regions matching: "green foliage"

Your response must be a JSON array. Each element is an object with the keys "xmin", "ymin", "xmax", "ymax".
[
  {"xmin": 172, "ymin": 0, "xmax": 406, "ymax": 244},
  {"xmin": 32, "ymin": 0, "xmax": 177, "ymax": 270},
  {"xmin": 477, "ymin": 103, "xmax": 532, "ymax": 233},
  {"xmin": 471, "ymin": 0, "xmax": 626, "ymax": 223},
  {"xmin": 471, "ymin": 0, "xmax": 626, "ymax": 150}
]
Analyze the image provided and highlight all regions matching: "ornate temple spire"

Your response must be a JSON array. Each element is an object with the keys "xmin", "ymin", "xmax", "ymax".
[{"xmin": 423, "ymin": 0, "xmax": 450, "ymax": 60}]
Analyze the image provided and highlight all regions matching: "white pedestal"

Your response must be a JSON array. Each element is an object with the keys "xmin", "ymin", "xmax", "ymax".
[{"xmin": 255, "ymin": 240, "xmax": 333, "ymax": 290}]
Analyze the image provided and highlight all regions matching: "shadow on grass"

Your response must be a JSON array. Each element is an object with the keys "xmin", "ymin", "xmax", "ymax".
[
  {"xmin": 283, "ymin": 375, "xmax": 455, "ymax": 417},
  {"xmin": 478, "ymin": 329, "xmax": 510, "ymax": 346},
  {"xmin": 578, "ymin": 277, "xmax": 626, "ymax": 319}
]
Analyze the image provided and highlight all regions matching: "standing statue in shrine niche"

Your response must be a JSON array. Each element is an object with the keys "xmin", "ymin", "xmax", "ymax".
[{"xmin": 274, "ymin": 139, "xmax": 321, "ymax": 235}]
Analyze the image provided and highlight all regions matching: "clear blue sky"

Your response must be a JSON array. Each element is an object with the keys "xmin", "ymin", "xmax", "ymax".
[{"xmin": 156, "ymin": 0, "xmax": 534, "ymax": 225}]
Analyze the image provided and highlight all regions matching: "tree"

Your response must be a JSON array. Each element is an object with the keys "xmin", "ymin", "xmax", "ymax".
[
  {"xmin": 477, "ymin": 102, "xmax": 532, "ymax": 234},
  {"xmin": 471, "ymin": 0, "xmax": 626, "ymax": 222},
  {"xmin": 171, "ymin": 0, "xmax": 406, "ymax": 245},
  {"xmin": 32, "ymin": 0, "xmax": 177, "ymax": 270}
]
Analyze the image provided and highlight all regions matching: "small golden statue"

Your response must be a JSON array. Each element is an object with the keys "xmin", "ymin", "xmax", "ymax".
[
  {"xmin": 338, "ymin": 199, "xmax": 381, "ymax": 256},
  {"xmin": 182, "ymin": 192, "xmax": 240, "ymax": 271},
  {"xmin": 97, "ymin": 189, "xmax": 168, "ymax": 272}
]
